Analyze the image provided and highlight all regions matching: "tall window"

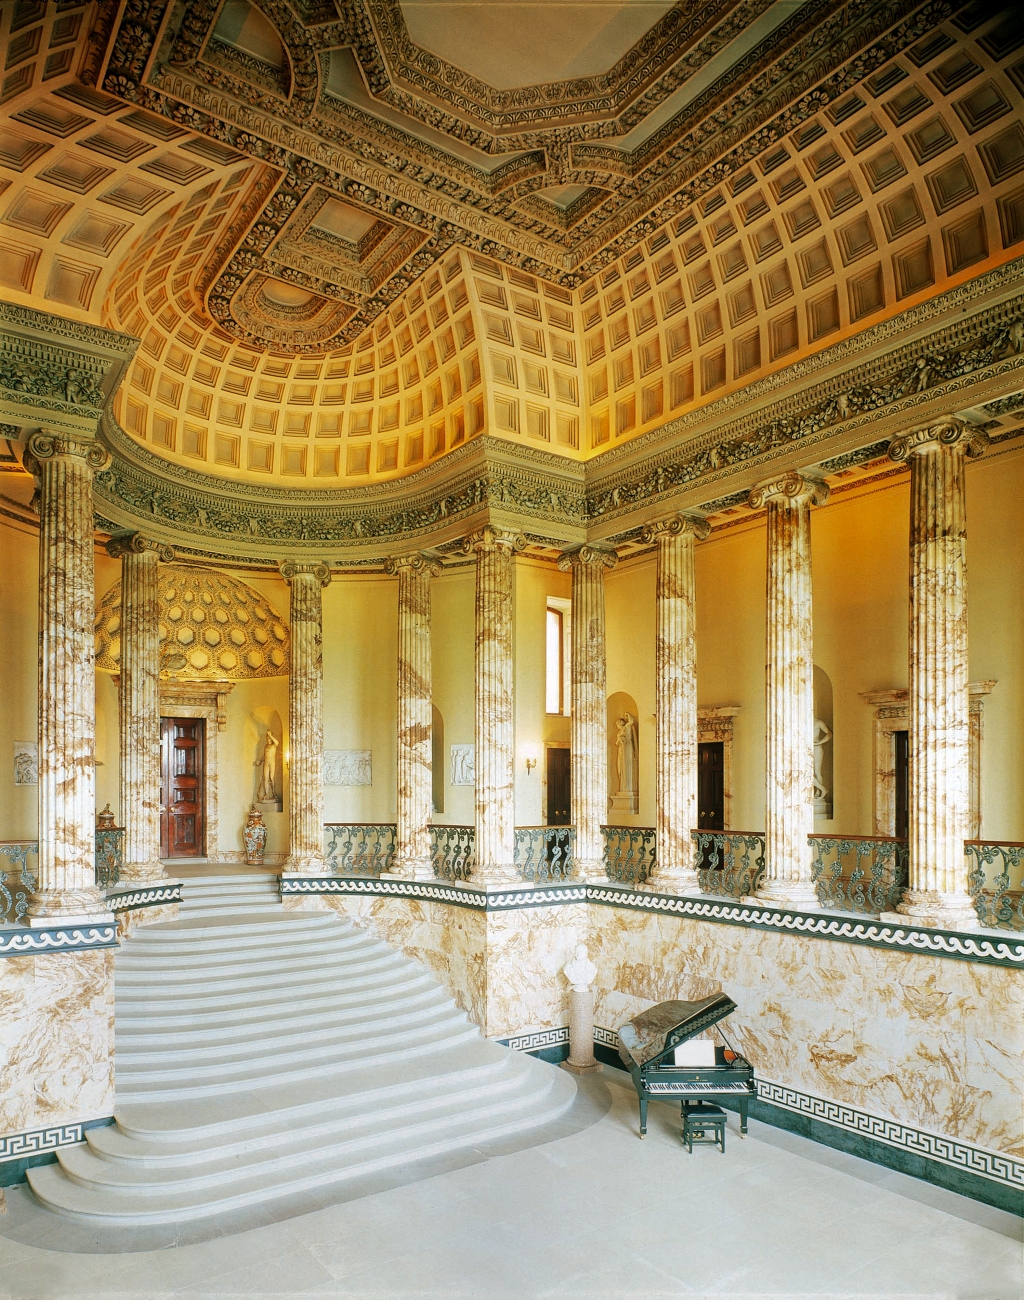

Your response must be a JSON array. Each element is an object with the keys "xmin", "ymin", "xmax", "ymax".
[{"xmin": 545, "ymin": 606, "xmax": 563, "ymax": 714}]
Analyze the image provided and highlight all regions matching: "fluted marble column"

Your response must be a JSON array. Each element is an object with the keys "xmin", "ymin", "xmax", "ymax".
[
  {"xmin": 107, "ymin": 533, "xmax": 174, "ymax": 882},
  {"xmin": 465, "ymin": 528, "xmax": 524, "ymax": 886},
  {"xmin": 881, "ymin": 420, "xmax": 988, "ymax": 930},
  {"xmin": 558, "ymin": 545, "xmax": 618, "ymax": 883},
  {"xmin": 26, "ymin": 432, "xmax": 112, "ymax": 921},
  {"xmin": 745, "ymin": 472, "xmax": 829, "ymax": 907},
  {"xmin": 280, "ymin": 562, "xmax": 331, "ymax": 875},
  {"xmin": 642, "ymin": 514, "xmax": 710, "ymax": 892},
  {"xmin": 384, "ymin": 553, "xmax": 441, "ymax": 881}
]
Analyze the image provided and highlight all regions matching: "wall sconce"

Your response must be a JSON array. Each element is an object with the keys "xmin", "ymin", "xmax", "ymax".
[
  {"xmin": 525, "ymin": 757, "xmax": 537, "ymax": 776},
  {"xmin": 523, "ymin": 743, "xmax": 540, "ymax": 776}
]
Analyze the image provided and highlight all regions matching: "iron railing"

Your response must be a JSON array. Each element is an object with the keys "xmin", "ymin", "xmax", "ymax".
[
  {"xmin": 810, "ymin": 834, "xmax": 908, "ymax": 915},
  {"xmin": 324, "ymin": 823, "xmax": 396, "ymax": 876},
  {"xmin": 0, "ymin": 841, "xmax": 36, "ymax": 924},
  {"xmin": 514, "ymin": 827, "xmax": 575, "ymax": 882},
  {"xmin": 95, "ymin": 827, "xmax": 125, "ymax": 887},
  {"xmin": 603, "ymin": 826, "xmax": 656, "ymax": 884},
  {"xmin": 966, "ymin": 840, "xmax": 1024, "ymax": 931},
  {"xmin": 431, "ymin": 825, "xmax": 475, "ymax": 880},
  {"xmin": 693, "ymin": 831, "xmax": 765, "ymax": 899}
]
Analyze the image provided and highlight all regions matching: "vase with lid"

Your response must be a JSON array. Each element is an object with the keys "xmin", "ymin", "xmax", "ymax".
[{"xmin": 243, "ymin": 805, "xmax": 268, "ymax": 865}]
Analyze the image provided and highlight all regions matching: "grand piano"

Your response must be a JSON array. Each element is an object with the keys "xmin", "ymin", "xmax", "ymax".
[{"xmin": 617, "ymin": 994, "xmax": 756, "ymax": 1138}]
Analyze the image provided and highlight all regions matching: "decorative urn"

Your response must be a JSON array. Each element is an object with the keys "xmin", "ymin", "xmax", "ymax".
[
  {"xmin": 243, "ymin": 805, "xmax": 268, "ymax": 865},
  {"xmin": 96, "ymin": 803, "xmax": 116, "ymax": 830}
]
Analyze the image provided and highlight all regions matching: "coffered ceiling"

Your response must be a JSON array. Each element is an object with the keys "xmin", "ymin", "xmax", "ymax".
[{"xmin": 1, "ymin": 0, "xmax": 1022, "ymax": 491}]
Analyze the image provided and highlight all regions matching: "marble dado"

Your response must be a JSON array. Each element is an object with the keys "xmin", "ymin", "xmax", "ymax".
[{"xmin": 0, "ymin": 950, "xmax": 114, "ymax": 1162}]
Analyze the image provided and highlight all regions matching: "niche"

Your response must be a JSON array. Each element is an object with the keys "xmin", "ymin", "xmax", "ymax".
[
  {"xmin": 607, "ymin": 691, "xmax": 639, "ymax": 816},
  {"xmin": 431, "ymin": 704, "xmax": 444, "ymax": 815},
  {"xmin": 250, "ymin": 706, "xmax": 284, "ymax": 812},
  {"xmin": 813, "ymin": 665, "xmax": 834, "ymax": 820}
]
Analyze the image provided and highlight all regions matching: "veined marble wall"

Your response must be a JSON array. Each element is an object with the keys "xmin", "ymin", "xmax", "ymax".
[
  {"xmin": 0, "ymin": 951, "xmax": 114, "ymax": 1143},
  {"xmin": 589, "ymin": 907, "xmax": 1023, "ymax": 1159}
]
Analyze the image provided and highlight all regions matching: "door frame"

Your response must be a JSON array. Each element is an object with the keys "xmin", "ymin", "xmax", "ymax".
[
  {"xmin": 543, "ymin": 742, "xmax": 571, "ymax": 827},
  {"xmin": 697, "ymin": 707, "xmax": 739, "ymax": 832},
  {"xmin": 158, "ymin": 681, "xmax": 233, "ymax": 862}
]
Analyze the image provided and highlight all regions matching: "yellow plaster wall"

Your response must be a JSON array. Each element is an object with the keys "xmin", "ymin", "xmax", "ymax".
[{"xmin": 0, "ymin": 518, "xmax": 40, "ymax": 841}]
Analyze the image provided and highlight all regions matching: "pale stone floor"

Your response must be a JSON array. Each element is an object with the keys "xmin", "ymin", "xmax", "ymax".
[{"xmin": 0, "ymin": 1069, "xmax": 1019, "ymax": 1300}]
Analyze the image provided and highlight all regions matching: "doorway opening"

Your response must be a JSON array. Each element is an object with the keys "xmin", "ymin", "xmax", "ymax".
[
  {"xmin": 160, "ymin": 717, "xmax": 206, "ymax": 858},
  {"xmin": 697, "ymin": 741, "xmax": 724, "ymax": 831},
  {"xmin": 894, "ymin": 729, "xmax": 909, "ymax": 840},
  {"xmin": 546, "ymin": 747, "xmax": 571, "ymax": 826}
]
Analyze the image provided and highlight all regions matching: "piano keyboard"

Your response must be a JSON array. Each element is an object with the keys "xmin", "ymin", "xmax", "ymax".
[{"xmin": 645, "ymin": 1080, "xmax": 751, "ymax": 1093}]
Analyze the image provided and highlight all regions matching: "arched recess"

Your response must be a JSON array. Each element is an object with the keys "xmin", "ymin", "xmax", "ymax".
[
  {"xmin": 432, "ymin": 704, "xmax": 444, "ymax": 815},
  {"xmin": 813, "ymin": 664, "xmax": 834, "ymax": 821},
  {"xmin": 607, "ymin": 691, "xmax": 639, "ymax": 819}
]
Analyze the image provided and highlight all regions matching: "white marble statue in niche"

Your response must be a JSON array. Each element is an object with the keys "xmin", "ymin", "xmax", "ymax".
[
  {"xmin": 450, "ymin": 744, "xmax": 475, "ymax": 787},
  {"xmin": 254, "ymin": 730, "xmax": 280, "ymax": 803},
  {"xmin": 610, "ymin": 712, "xmax": 639, "ymax": 814},
  {"xmin": 813, "ymin": 717, "xmax": 833, "ymax": 814},
  {"xmin": 13, "ymin": 741, "xmax": 37, "ymax": 786},
  {"xmin": 324, "ymin": 750, "xmax": 372, "ymax": 786}
]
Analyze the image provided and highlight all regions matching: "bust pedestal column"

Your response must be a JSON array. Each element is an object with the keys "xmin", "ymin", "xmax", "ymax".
[
  {"xmin": 744, "ymin": 472, "xmax": 829, "ymax": 908},
  {"xmin": 107, "ymin": 533, "xmax": 174, "ymax": 882},
  {"xmin": 385, "ymin": 554, "xmax": 440, "ymax": 881},
  {"xmin": 26, "ymin": 433, "xmax": 112, "ymax": 921},
  {"xmin": 642, "ymin": 515, "xmax": 710, "ymax": 892},
  {"xmin": 558, "ymin": 545, "xmax": 618, "ymax": 883},
  {"xmin": 881, "ymin": 421, "xmax": 988, "ymax": 930},
  {"xmin": 466, "ymin": 528, "xmax": 524, "ymax": 887},
  {"xmin": 280, "ymin": 562, "xmax": 331, "ymax": 876}
]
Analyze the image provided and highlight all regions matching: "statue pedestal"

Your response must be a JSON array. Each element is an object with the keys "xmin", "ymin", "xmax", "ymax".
[
  {"xmin": 609, "ymin": 792, "xmax": 638, "ymax": 815},
  {"xmin": 562, "ymin": 987, "xmax": 601, "ymax": 1075}
]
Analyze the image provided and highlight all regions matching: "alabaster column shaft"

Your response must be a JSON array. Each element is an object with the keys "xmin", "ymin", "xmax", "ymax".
[
  {"xmin": 28, "ymin": 434, "xmax": 110, "ymax": 919},
  {"xmin": 109, "ymin": 535, "xmax": 172, "ymax": 882},
  {"xmin": 747, "ymin": 474, "xmax": 828, "ymax": 906},
  {"xmin": 281, "ymin": 562, "xmax": 331, "ymax": 874},
  {"xmin": 387, "ymin": 555, "xmax": 439, "ymax": 881},
  {"xmin": 883, "ymin": 422, "xmax": 988, "ymax": 929},
  {"xmin": 468, "ymin": 529, "xmax": 523, "ymax": 885},
  {"xmin": 645, "ymin": 517, "xmax": 709, "ymax": 891},
  {"xmin": 559, "ymin": 546, "xmax": 617, "ymax": 882}
]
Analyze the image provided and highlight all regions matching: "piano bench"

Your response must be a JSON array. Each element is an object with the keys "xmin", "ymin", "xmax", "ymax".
[{"xmin": 681, "ymin": 1103, "xmax": 727, "ymax": 1154}]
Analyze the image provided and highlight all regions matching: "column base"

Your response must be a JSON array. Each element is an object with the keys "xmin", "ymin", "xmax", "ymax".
[
  {"xmin": 574, "ymin": 857, "xmax": 608, "ymax": 885},
  {"xmin": 27, "ymin": 887, "xmax": 114, "ymax": 924},
  {"xmin": 742, "ymin": 881, "xmax": 820, "ymax": 908},
  {"xmin": 281, "ymin": 854, "xmax": 330, "ymax": 877},
  {"xmin": 117, "ymin": 859, "xmax": 168, "ymax": 884},
  {"xmin": 461, "ymin": 868, "xmax": 522, "ymax": 890},
  {"xmin": 880, "ymin": 891, "xmax": 980, "ymax": 931},
  {"xmin": 380, "ymin": 865, "xmax": 435, "ymax": 883},
  {"xmin": 641, "ymin": 870, "xmax": 700, "ymax": 896},
  {"xmin": 562, "ymin": 1057, "xmax": 602, "ymax": 1075}
]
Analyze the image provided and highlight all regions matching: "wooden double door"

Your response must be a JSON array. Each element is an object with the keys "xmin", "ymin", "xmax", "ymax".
[{"xmin": 160, "ymin": 717, "xmax": 205, "ymax": 859}]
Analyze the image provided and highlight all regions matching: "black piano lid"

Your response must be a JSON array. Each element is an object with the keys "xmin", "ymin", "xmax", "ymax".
[{"xmin": 617, "ymin": 993, "xmax": 738, "ymax": 1069}]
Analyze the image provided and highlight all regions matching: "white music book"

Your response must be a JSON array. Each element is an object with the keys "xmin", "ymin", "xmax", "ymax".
[{"xmin": 672, "ymin": 1039, "xmax": 716, "ymax": 1066}]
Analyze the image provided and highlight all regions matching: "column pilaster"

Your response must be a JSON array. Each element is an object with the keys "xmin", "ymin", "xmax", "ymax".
[
  {"xmin": 107, "ymin": 532, "xmax": 174, "ymax": 882},
  {"xmin": 384, "ymin": 553, "xmax": 441, "ymax": 881},
  {"xmin": 280, "ymin": 561, "xmax": 331, "ymax": 875},
  {"xmin": 558, "ymin": 545, "xmax": 618, "ymax": 883},
  {"xmin": 881, "ymin": 420, "xmax": 988, "ymax": 930},
  {"xmin": 26, "ymin": 431, "xmax": 112, "ymax": 921},
  {"xmin": 641, "ymin": 514, "xmax": 710, "ymax": 892},
  {"xmin": 745, "ymin": 471, "xmax": 829, "ymax": 907},
  {"xmin": 465, "ymin": 527, "xmax": 524, "ymax": 887}
]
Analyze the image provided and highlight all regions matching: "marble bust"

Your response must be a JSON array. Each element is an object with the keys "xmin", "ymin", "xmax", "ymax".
[{"xmin": 563, "ymin": 943, "xmax": 597, "ymax": 992}]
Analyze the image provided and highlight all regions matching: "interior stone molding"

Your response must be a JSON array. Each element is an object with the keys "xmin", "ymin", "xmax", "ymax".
[
  {"xmin": 697, "ymin": 706, "xmax": 741, "ymax": 831},
  {"xmin": 860, "ymin": 683, "xmax": 996, "ymax": 839}
]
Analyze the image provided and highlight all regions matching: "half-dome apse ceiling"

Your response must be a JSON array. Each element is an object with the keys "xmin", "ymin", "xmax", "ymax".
[{"xmin": 0, "ymin": 0, "xmax": 1021, "ymax": 489}]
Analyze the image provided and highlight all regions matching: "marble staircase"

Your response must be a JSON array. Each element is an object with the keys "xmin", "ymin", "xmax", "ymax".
[{"xmin": 28, "ymin": 871, "xmax": 576, "ymax": 1225}]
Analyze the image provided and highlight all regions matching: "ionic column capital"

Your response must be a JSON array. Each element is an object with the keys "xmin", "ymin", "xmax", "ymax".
[
  {"xmin": 748, "ymin": 471, "xmax": 829, "ymax": 511},
  {"xmin": 888, "ymin": 419, "xmax": 989, "ymax": 463},
  {"xmin": 25, "ymin": 430, "xmax": 110, "ymax": 471},
  {"xmin": 106, "ymin": 531, "xmax": 174, "ymax": 563},
  {"xmin": 280, "ymin": 560, "xmax": 331, "ymax": 587},
  {"xmin": 462, "ymin": 526, "xmax": 526, "ymax": 556},
  {"xmin": 557, "ymin": 544, "xmax": 618, "ymax": 573},
  {"xmin": 641, "ymin": 513, "xmax": 711, "ymax": 545},
  {"xmin": 384, "ymin": 552, "xmax": 442, "ymax": 578}
]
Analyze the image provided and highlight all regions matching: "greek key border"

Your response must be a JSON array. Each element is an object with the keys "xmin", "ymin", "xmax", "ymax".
[
  {"xmin": 0, "ymin": 1118, "xmax": 112, "ymax": 1164},
  {"xmin": 754, "ymin": 1078, "xmax": 1024, "ymax": 1191},
  {"xmin": 0, "ymin": 924, "xmax": 118, "ymax": 958},
  {"xmin": 497, "ymin": 1026, "xmax": 570, "ymax": 1053},
  {"xmin": 105, "ymin": 883, "xmax": 182, "ymax": 912}
]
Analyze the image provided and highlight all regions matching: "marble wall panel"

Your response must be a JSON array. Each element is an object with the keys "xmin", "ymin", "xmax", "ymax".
[
  {"xmin": 113, "ymin": 900, "xmax": 179, "ymax": 941},
  {"xmin": 589, "ymin": 907, "xmax": 1023, "ymax": 1158},
  {"xmin": 0, "ymin": 951, "xmax": 114, "ymax": 1141},
  {"xmin": 478, "ymin": 902, "xmax": 589, "ymax": 1040}
]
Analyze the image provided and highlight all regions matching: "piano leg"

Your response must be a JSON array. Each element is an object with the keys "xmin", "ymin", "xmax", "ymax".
[
  {"xmin": 739, "ymin": 1098, "xmax": 748, "ymax": 1136},
  {"xmin": 639, "ymin": 1096, "xmax": 648, "ymax": 1139}
]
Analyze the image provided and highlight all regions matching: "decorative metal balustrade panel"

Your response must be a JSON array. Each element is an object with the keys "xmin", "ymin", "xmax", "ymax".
[
  {"xmin": 603, "ymin": 826, "xmax": 656, "ymax": 884},
  {"xmin": 431, "ymin": 825, "xmax": 475, "ymax": 880},
  {"xmin": 0, "ymin": 842, "xmax": 36, "ymax": 925},
  {"xmin": 514, "ymin": 827, "xmax": 575, "ymax": 882},
  {"xmin": 966, "ymin": 841, "xmax": 1024, "ymax": 931},
  {"xmin": 324, "ymin": 824, "xmax": 396, "ymax": 877},
  {"xmin": 693, "ymin": 831, "xmax": 765, "ymax": 899},
  {"xmin": 810, "ymin": 835, "xmax": 908, "ymax": 915},
  {"xmin": 94, "ymin": 829, "xmax": 125, "ymax": 888}
]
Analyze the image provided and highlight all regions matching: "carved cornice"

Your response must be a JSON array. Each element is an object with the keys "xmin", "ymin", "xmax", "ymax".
[
  {"xmin": 106, "ymin": 532, "xmax": 175, "ymax": 563},
  {"xmin": 748, "ymin": 472, "xmax": 829, "ymax": 511},
  {"xmin": 889, "ymin": 421, "xmax": 991, "ymax": 464}
]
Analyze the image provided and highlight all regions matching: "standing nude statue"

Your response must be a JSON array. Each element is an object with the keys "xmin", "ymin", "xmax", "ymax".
[{"xmin": 255, "ymin": 730, "xmax": 279, "ymax": 802}]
